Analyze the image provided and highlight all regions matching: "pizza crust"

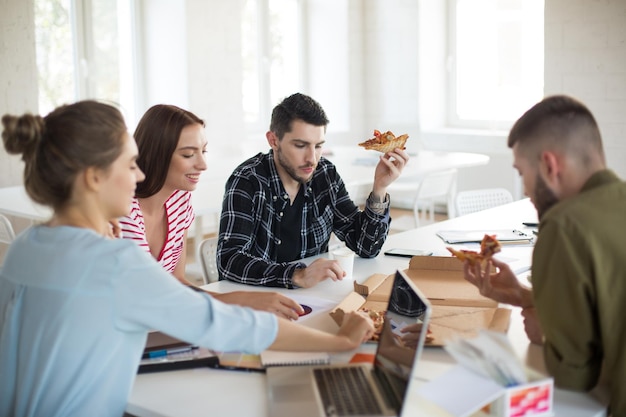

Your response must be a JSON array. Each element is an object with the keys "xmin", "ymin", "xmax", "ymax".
[
  {"xmin": 447, "ymin": 234, "xmax": 502, "ymax": 265},
  {"xmin": 358, "ymin": 130, "xmax": 409, "ymax": 153}
]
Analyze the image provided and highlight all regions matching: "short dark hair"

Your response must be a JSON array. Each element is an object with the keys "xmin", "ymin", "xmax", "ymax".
[
  {"xmin": 508, "ymin": 95, "xmax": 604, "ymax": 162},
  {"xmin": 269, "ymin": 93, "xmax": 329, "ymax": 140},
  {"xmin": 133, "ymin": 104, "xmax": 204, "ymax": 198},
  {"xmin": 2, "ymin": 100, "xmax": 127, "ymax": 210}
]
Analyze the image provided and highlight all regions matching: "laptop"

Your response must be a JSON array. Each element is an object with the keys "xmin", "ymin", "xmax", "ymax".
[{"xmin": 266, "ymin": 269, "xmax": 432, "ymax": 417}]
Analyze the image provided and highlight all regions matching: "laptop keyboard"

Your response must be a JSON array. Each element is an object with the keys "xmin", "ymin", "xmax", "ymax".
[{"xmin": 313, "ymin": 367, "xmax": 383, "ymax": 416}]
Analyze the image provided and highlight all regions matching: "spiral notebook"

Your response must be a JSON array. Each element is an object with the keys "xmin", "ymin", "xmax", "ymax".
[{"xmin": 260, "ymin": 350, "xmax": 330, "ymax": 367}]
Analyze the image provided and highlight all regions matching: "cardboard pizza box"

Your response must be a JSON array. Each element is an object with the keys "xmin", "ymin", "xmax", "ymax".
[{"xmin": 329, "ymin": 257, "xmax": 511, "ymax": 346}]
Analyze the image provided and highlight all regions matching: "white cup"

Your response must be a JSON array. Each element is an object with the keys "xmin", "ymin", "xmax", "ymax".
[{"xmin": 330, "ymin": 247, "xmax": 355, "ymax": 281}]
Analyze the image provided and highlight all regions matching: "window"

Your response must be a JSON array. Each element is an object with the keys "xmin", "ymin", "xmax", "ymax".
[
  {"xmin": 35, "ymin": 0, "xmax": 76, "ymax": 116},
  {"xmin": 241, "ymin": 0, "xmax": 302, "ymax": 131},
  {"xmin": 35, "ymin": 0, "xmax": 137, "ymax": 125},
  {"xmin": 449, "ymin": 0, "xmax": 544, "ymax": 129}
]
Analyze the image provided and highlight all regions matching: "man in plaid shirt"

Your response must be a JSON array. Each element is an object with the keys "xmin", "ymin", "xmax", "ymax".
[{"xmin": 217, "ymin": 93, "xmax": 409, "ymax": 289}]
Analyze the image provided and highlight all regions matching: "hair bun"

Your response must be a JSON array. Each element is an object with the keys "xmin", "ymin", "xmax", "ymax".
[{"xmin": 2, "ymin": 113, "xmax": 45, "ymax": 160}]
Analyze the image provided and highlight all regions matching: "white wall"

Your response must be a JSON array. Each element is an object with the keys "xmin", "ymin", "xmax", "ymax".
[
  {"xmin": 1, "ymin": 0, "xmax": 625, "ymax": 192},
  {"xmin": 544, "ymin": 0, "xmax": 626, "ymax": 179},
  {"xmin": 0, "ymin": 0, "xmax": 38, "ymax": 188}
]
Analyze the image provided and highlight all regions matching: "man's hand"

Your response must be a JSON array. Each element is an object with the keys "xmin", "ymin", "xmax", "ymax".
[
  {"xmin": 463, "ymin": 257, "xmax": 533, "ymax": 308},
  {"xmin": 521, "ymin": 307, "xmax": 544, "ymax": 345},
  {"xmin": 292, "ymin": 258, "xmax": 345, "ymax": 288},
  {"xmin": 214, "ymin": 291, "xmax": 304, "ymax": 321},
  {"xmin": 372, "ymin": 148, "xmax": 410, "ymax": 198},
  {"xmin": 336, "ymin": 310, "xmax": 376, "ymax": 347}
]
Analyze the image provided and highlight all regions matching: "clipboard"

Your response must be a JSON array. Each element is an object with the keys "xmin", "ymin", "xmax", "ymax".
[{"xmin": 436, "ymin": 229, "xmax": 533, "ymax": 244}]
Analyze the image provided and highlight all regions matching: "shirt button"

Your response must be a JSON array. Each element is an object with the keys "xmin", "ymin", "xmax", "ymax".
[
  {"xmin": 279, "ymin": 212, "xmax": 284, "ymax": 217},
  {"xmin": 283, "ymin": 194, "xmax": 289, "ymax": 199},
  {"xmin": 272, "ymin": 196, "xmax": 277, "ymax": 201},
  {"xmin": 277, "ymin": 239, "xmax": 282, "ymax": 245}
]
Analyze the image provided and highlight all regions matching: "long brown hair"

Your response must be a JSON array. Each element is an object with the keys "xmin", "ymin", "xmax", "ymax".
[
  {"xmin": 2, "ymin": 100, "xmax": 127, "ymax": 210},
  {"xmin": 133, "ymin": 104, "xmax": 204, "ymax": 198}
]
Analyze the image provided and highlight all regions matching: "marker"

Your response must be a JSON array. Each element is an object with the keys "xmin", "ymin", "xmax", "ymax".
[{"xmin": 142, "ymin": 345, "xmax": 197, "ymax": 359}]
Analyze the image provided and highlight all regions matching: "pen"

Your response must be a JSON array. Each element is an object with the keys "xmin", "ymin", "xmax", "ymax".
[{"xmin": 142, "ymin": 345, "xmax": 198, "ymax": 359}]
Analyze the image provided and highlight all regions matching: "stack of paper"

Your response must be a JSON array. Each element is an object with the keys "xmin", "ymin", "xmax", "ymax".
[{"xmin": 436, "ymin": 229, "xmax": 533, "ymax": 244}]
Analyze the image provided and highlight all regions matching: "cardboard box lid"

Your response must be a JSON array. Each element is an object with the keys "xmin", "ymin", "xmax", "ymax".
[
  {"xmin": 329, "ymin": 270, "xmax": 511, "ymax": 347},
  {"xmin": 406, "ymin": 256, "xmax": 498, "ymax": 308}
]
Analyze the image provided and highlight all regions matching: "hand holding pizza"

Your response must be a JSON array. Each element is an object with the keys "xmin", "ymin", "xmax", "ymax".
[
  {"xmin": 358, "ymin": 130, "xmax": 411, "ymax": 198},
  {"xmin": 463, "ymin": 256, "xmax": 533, "ymax": 308},
  {"xmin": 336, "ymin": 310, "xmax": 376, "ymax": 345}
]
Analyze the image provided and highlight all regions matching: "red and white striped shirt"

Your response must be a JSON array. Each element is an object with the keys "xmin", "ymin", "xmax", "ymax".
[{"xmin": 120, "ymin": 190, "xmax": 195, "ymax": 273}]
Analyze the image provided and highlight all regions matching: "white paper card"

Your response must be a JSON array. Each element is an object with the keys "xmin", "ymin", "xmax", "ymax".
[{"xmin": 417, "ymin": 365, "xmax": 505, "ymax": 417}]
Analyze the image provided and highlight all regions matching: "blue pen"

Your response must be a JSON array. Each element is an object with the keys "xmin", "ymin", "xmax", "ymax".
[{"xmin": 142, "ymin": 345, "xmax": 197, "ymax": 359}]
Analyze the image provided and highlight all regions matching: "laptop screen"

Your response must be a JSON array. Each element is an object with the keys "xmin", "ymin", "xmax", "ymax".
[{"xmin": 371, "ymin": 270, "xmax": 432, "ymax": 412}]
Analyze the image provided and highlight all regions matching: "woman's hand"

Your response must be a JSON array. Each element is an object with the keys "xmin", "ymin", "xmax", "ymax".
[
  {"xmin": 336, "ymin": 310, "xmax": 376, "ymax": 348},
  {"xmin": 213, "ymin": 291, "xmax": 304, "ymax": 321}
]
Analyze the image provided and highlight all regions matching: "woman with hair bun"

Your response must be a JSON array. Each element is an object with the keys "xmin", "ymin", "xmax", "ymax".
[
  {"xmin": 0, "ymin": 101, "xmax": 373, "ymax": 417},
  {"xmin": 120, "ymin": 104, "xmax": 303, "ymax": 320}
]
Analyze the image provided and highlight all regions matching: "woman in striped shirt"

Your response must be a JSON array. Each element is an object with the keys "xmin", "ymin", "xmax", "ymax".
[{"xmin": 120, "ymin": 104, "xmax": 303, "ymax": 320}]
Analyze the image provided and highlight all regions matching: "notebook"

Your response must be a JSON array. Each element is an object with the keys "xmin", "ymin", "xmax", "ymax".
[
  {"xmin": 138, "ymin": 331, "xmax": 218, "ymax": 374},
  {"xmin": 261, "ymin": 350, "xmax": 330, "ymax": 367},
  {"xmin": 266, "ymin": 269, "xmax": 432, "ymax": 417}
]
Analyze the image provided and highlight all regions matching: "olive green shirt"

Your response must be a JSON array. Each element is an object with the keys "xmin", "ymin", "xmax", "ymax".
[{"xmin": 532, "ymin": 169, "xmax": 626, "ymax": 415}]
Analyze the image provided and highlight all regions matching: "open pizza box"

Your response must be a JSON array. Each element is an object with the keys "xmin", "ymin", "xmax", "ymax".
[{"xmin": 329, "ymin": 256, "xmax": 511, "ymax": 346}]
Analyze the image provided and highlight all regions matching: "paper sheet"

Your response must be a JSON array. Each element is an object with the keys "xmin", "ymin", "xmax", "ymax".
[{"xmin": 417, "ymin": 365, "xmax": 504, "ymax": 417}]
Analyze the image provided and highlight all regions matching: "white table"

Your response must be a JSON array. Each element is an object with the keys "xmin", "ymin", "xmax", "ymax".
[
  {"xmin": 0, "ymin": 185, "xmax": 52, "ymax": 222},
  {"xmin": 127, "ymin": 199, "xmax": 608, "ymax": 417}
]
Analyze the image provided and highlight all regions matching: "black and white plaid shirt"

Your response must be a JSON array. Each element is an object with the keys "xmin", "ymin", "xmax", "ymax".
[{"xmin": 217, "ymin": 150, "xmax": 390, "ymax": 288}]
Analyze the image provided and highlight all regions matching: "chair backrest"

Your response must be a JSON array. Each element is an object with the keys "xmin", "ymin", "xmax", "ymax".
[
  {"xmin": 197, "ymin": 236, "xmax": 219, "ymax": 284},
  {"xmin": 455, "ymin": 188, "xmax": 514, "ymax": 217},
  {"xmin": 412, "ymin": 169, "xmax": 458, "ymax": 226},
  {"xmin": 0, "ymin": 214, "xmax": 16, "ymax": 245}
]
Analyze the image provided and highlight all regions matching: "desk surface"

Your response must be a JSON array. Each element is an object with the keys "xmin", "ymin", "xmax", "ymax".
[{"xmin": 127, "ymin": 199, "xmax": 608, "ymax": 417}]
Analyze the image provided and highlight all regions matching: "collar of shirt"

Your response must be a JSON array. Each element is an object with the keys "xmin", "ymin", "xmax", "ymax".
[{"xmin": 266, "ymin": 150, "xmax": 317, "ymax": 202}]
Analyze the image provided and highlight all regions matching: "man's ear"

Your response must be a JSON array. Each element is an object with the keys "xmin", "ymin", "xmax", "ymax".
[
  {"xmin": 266, "ymin": 131, "xmax": 279, "ymax": 150},
  {"xmin": 539, "ymin": 150, "xmax": 561, "ymax": 188}
]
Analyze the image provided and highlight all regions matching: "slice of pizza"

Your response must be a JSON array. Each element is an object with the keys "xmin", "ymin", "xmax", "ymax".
[
  {"xmin": 446, "ymin": 247, "xmax": 483, "ymax": 266},
  {"xmin": 358, "ymin": 130, "xmax": 409, "ymax": 153},
  {"xmin": 447, "ymin": 234, "xmax": 502, "ymax": 265},
  {"xmin": 358, "ymin": 307, "xmax": 385, "ymax": 341},
  {"xmin": 479, "ymin": 234, "xmax": 501, "ymax": 258}
]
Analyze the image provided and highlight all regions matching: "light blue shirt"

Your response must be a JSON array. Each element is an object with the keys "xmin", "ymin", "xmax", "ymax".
[{"xmin": 0, "ymin": 225, "xmax": 278, "ymax": 417}]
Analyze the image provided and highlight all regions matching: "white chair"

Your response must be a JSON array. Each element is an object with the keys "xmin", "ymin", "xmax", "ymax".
[
  {"xmin": 389, "ymin": 169, "xmax": 458, "ymax": 230},
  {"xmin": 455, "ymin": 188, "xmax": 514, "ymax": 217},
  {"xmin": 0, "ymin": 213, "xmax": 16, "ymax": 244},
  {"xmin": 197, "ymin": 236, "xmax": 219, "ymax": 284}
]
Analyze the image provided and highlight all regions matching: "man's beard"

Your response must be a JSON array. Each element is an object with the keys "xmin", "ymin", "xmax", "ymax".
[
  {"xmin": 276, "ymin": 146, "xmax": 315, "ymax": 184},
  {"xmin": 534, "ymin": 174, "xmax": 559, "ymax": 219}
]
